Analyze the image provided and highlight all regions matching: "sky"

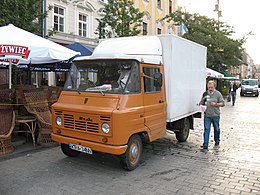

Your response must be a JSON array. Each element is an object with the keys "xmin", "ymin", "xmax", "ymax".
[{"xmin": 177, "ymin": 0, "xmax": 260, "ymax": 64}]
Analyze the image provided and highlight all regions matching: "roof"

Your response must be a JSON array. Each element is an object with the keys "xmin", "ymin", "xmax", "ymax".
[{"xmin": 74, "ymin": 36, "xmax": 163, "ymax": 64}]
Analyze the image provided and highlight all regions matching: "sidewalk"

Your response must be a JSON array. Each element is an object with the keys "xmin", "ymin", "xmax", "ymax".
[{"xmin": 0, "ymin": 134, "xmax": 53, "ymax": 162}]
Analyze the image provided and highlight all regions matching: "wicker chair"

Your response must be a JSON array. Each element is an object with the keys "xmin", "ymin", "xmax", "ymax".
[
  {"xmin": 16, "ymin": 84, "xmax": 36, "ymax": 116},
  {"xmin": 23, "ymin": 88, "xmax": 57, "ymax": 146},
  {"xmin": 43, "ymin": 86, "xmax": 63, "ymax": 109},
  {"xmin": 0, "ymin": 89, "xmax": 15, "ymax": 155}
]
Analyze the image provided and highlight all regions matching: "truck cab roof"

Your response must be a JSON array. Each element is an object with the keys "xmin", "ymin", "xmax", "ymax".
[{"xmin": 74, "ymin": 36, "xmax": 163, "ymax": 65}]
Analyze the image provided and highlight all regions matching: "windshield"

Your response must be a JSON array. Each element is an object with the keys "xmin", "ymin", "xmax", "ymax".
[
  {"xmin": 242, "ymin": 80, "xmax": 258, "ymax": 86},
  {"xmin": 64, "ymin": 59, "xmax": 141, "ymax": 94}
]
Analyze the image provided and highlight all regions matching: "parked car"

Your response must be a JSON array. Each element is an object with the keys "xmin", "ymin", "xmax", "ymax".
[{"xmin": 240, "ymin": 79, "xmax": 259, "ymax": 97}]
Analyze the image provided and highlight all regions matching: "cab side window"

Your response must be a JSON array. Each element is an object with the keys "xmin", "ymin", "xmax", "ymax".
[{"xmin": 143, "ymin": 67, "xmax": 161, "ymax": 93}]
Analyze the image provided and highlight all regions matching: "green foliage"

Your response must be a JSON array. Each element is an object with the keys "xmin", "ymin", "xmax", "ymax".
[
  {"xmin": 164, "ymin": 11, "xmax": 245, "ymax": 72},
  {"xmin": 0, "ymin": 0, "xmax": 52, "ymax": 36},
  {"xmin": 97, "ymin": 0, "xmax": 144, "ymax": 38}
]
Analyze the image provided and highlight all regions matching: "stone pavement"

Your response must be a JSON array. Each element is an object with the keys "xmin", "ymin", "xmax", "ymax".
[{"xmin": 0, "ymin": 91, "xmax": 260, "ymax": 195}]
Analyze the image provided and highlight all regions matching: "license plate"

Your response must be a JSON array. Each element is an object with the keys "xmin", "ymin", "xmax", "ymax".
[
  {"xmin": 246, "ymin": 91, "xmax": 252, "ymax": 94},
  {"xmin": 69, "ymin": 144, "xmax": 93, "ymax": 154}
]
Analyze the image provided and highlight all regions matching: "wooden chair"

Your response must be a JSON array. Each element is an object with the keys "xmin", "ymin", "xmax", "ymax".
[
  {"xmin": 0, "ymin": 89, "xmax": 15, "ymax": 155},
  {"xmin": 23, "ymin": 88, "xmax": 57, "ymax": 146}
]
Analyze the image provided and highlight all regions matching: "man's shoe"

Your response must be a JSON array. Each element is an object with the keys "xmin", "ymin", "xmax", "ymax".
[
  {"xmin": 215, "ymin": 142, "xmax": 219, "ymax": 146},
  {"xmin": 200, "ymin": 145, "xmax": 208, "ymax": 150}
]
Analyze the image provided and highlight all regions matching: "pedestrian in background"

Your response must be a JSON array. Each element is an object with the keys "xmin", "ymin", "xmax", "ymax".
[
  {"xmin": 229, "ymin": 79, "xmax": 238, "ymax": 106},
  {"xmin": 200, "ymin": 80, "xmax": 225, "ymax": 150}
]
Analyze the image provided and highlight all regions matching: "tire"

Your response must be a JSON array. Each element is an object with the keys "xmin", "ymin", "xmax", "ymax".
[
  {"xmin": 240, "ymin": 92, "xmax": 244, "ymax": 96},
  {"xmin": 120, "ymin": 134, "xmax": 142, "ymax": 171},
  {"xmin": 175, "ymin": 118, "xmax": 190, "ymax": 142},
  {"xmin": 61, "ymin": 143, "xmax": 80, "ymax": 157}
]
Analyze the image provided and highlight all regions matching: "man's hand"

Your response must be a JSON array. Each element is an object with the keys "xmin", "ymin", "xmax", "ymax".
[{"xmin": 210, "ymin": 102, "xmax": 218, "ymax": 107}]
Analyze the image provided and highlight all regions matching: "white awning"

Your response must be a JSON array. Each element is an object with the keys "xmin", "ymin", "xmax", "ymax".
[{"xmin": 206, "ymin": 68, "xmax": 224, "ymax": 78}]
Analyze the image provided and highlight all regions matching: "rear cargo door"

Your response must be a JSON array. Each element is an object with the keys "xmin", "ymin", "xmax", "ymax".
[{"xmin": 142, "ymin": 64, "xmax": 166, "ymax": 141}]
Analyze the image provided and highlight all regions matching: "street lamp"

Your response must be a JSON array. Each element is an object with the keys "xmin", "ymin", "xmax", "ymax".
[
  {"xmin": 213, "ymin": 0, "xmax": 223, "ymax": 72},
  {"xmin": 42, "ymin": 0, "xmax": 47, "ymax": 38},
  {"xmin": 213, "ymin": 0, "xmax": 222, "ymax": 30}
]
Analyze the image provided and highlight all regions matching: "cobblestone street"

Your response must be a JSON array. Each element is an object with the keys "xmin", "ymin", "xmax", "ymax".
[{"xmin": 1, "ymin": 90, "xmax": 260, "ymax": 195}]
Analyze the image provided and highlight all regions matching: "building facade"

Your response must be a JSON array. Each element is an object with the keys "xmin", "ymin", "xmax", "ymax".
[
  {"xmin": 45, "ymin": 0, "xmax": 178, "ymax": 47},
  {"xmin": 135, "ymin": 0, "xmax": 177, "ymax": 35},
  {"xmin": 253, "ymin": 64, "xmax": 260, "ymax": 80},
  {"xmin": 229, "ymin": 52, "xmax": 255, "ymax": 79},
  {"xmin": 45, "ymin": 0, "xmax": 107, "ymax": 47}
]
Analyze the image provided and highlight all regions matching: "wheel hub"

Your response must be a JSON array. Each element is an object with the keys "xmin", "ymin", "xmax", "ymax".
[{"xmin": 131, "ymin": 144, "xmax": 139, "ymax": 159}]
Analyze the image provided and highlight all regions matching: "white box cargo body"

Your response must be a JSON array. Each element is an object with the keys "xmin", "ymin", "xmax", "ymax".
[
  {"xmin": 80, "ymin": 35, "xmax": 207, "ymax": 122},
  {"xmin": 158, "ymin": 35, "xmax": 207, "ymax": 122}
]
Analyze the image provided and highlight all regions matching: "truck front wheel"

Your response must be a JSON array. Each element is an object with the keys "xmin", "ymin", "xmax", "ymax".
[
  {"xmin": 61, "ymin": 143, "xmax": 80, "ymax": 157},
  {"xmin": 120, "ymin": 134, "xmax": 142, "ymax": 171},
  {"xmin": 175, "ymin": 118, "xmax": 190, "ymax": 142}
]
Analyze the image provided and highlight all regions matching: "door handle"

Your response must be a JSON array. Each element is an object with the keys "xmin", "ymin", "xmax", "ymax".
[{"xmin": 159, "ymin": 100, "xmax": 164, "ymax": 103}]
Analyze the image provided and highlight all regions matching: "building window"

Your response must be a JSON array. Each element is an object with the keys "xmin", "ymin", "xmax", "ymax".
[
  {"xmin": 169, "ymin": 0, "xmax": 172, "ymax": 13},
  {"xmin": 54, "ymin": 6, "xmax": 65, "ymax": 32},
  {"xmin": 157, "ymin": 28, "xmax": 161, "ymax": 34},
  {"xmin": 143, "ymin": 22, "xmax": 148, "ymax": 35},
  {"xmin": 157, "ymin": 0, "xmax": 162, "ymax": 9},
  {"xmin": 78, "ymin": 13, "xmax": 89, "ymax": 37},
  {"xmin": 143, "ymin": 67, "xmax": 161, "ymax": 93}
]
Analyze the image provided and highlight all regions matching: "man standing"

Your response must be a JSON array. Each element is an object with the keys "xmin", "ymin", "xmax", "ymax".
[
  {"xmin": 200, "ymin": 80, "xmax": 225, "ymax": 150},
  {"xmin": 229, "ymin": 80, "xmax": 238, "ymax": 106}
]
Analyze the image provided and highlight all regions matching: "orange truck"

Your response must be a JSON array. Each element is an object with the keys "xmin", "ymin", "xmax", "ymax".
[{"xmin": 51, "ymin": 35, "xmax": 207, "ymax": 170}]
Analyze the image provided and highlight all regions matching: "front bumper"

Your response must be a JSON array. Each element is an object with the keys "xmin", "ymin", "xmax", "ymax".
[
  {"xmin": 51, "ymin": 133, "xmax": 128, "ymax": 155},
  {"xmin": 241, "ymin": 90, "xmax": 259, "ymax": 95}
]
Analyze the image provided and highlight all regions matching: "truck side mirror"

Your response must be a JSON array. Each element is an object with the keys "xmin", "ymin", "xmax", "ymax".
[{"xmin": 154, "ymin": 72, "xmax": 162, "ymax": 87}]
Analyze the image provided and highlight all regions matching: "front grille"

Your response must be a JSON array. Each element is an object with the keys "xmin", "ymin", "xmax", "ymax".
[
  {"xmin": 55, "ymin": 110, "xmax": 111, "ymax": 134},
  {"xmin": 64, "ymin": 114, "xmax": 74, "ymax": 129},
  {"xmin": 245, "ymin": 89, "xmax": 253, "ymax": 92},
  {"xmin": 87, "ymin": 122, "xmax": 99, "ymax": 132},
  {"xmin": 100, "ymin": 115, "xmax": 111, "ymax": 121},
  {"xmin": 75, "ymin": 120, "xmax": 86, "ymax": 131},
  {"xmin": 55, "ymin": 110, "xmax": 63, "ymax": 115}
]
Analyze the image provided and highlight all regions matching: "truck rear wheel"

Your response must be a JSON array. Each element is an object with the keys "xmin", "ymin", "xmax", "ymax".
[
  {"xmin": 61, "ymin": 143, "xmax": 80, "ymax": 157},
  {"xmin": 175, "ymin": 118, "xmax": 190, "ymax": 142},
  {"xmin": 120, "ymin": 134, "xmax": 142, "ymax": 171}
]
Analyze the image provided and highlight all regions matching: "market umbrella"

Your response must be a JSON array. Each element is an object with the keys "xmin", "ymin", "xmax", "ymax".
[
  {"xmin": 24, "ymin": 42, "xmax": 94, "ymax": 72},
  {"xmin": 206, "ymin": 68, "xmax": 224, "ymax": 78},
  {"xmin": 0, "ymin": 24, "xmax": 80, "ymax": 88}
]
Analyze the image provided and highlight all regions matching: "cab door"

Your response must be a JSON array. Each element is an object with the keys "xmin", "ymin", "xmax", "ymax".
[{"xmin": 141, "ymin": 64, "xmax": 167, "ymax": 141}]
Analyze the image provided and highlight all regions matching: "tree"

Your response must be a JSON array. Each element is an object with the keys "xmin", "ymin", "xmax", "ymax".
[
  {"xmin": 164, "ymin": 10, "xmax": 245, "ymax": 72},
  {"xmin": 97, "ymin": 0, "xmax": 144, "ymax": 39},
  {"xmin": 0, "ymin": 0, "xmax": 52, "ymax": 36}
]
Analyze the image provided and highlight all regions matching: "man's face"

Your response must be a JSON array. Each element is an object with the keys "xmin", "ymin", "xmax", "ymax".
[{"xmin": 207, "ymin": 83, "xmax": 215, "ymax": 93}]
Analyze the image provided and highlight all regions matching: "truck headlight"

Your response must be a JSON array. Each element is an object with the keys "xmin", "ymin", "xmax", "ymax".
[
  {"xmin": 102, "ymin": 123, "xmax": 110, "ymax": 133},
  {"xmin": 56, "ymin": 116, "xmax": 62, "ymax": 126}
]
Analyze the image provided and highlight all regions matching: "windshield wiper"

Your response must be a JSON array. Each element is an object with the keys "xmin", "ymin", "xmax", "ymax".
[{"xmin": 91, "ymin": 82, "xmax": 105, "ymax": 96}]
